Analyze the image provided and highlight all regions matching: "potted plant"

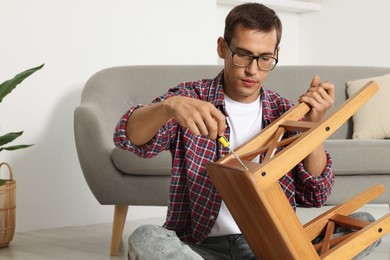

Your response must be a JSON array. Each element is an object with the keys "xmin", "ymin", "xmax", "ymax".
[{"xmin": 0, "ymin": 64, "xmax": 43, "ymax": 247}]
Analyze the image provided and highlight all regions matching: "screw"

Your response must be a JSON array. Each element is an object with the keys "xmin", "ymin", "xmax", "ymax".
[{"xmin": 261, "ymin": 172, "xmax": 266, "ymax": 176}]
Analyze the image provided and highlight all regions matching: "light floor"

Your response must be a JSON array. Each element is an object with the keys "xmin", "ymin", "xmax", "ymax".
[{"xmin": 0, "ymin": 205, "xmax": 389, "ymax": 260}]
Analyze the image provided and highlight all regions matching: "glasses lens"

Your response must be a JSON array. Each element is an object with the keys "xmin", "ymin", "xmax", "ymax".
[
  {"xmin": 258, "ymin": 57, "xmax": 277, "ymax": 71},
  {"xmin": 233, "ymin": 53, "xmax": 277, "ymax": 71},
  {"xmin": 232, "ymin": 53, "xmax": 253, "ymax": 67}
]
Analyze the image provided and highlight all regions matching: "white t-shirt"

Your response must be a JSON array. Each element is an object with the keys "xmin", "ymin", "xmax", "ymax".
[{"xmin": 208, "ymin": 94, "xmax": 262, "ymax": 236}]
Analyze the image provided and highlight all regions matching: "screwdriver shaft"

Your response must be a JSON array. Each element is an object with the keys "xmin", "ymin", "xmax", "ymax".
[
  {"xmin": 228, "ymin": 147, "xmax": 249, "ymax": 171},
  {"xmin": 218, "ymin": 135, "xmax": 249, "ymax": 171}
]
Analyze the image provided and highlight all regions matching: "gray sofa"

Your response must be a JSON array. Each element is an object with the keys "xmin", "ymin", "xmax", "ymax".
[{"xmin": 74, "ymin": 65, "xmax": 390, "ymax": 255}]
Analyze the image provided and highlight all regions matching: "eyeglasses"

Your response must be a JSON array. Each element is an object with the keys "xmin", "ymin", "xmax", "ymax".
[{"xmin": 224, "ymin": 40, "xmax": 278, "ymax": 71}]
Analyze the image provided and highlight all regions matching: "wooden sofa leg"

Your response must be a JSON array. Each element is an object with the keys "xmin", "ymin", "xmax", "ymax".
[{"xmin": 110, "ymin": 205, "xmax": 129, "ymax": 256}]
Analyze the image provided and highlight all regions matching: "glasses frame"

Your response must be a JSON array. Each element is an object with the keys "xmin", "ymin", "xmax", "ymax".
[{"xmin": 224, "ymin": 39, "xmax": 278, "ymax": 71}]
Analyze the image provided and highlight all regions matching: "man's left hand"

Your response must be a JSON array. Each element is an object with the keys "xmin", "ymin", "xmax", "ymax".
[{"xmin": 299, "ymin": 75, "xmax": 335, "ymax": 122}]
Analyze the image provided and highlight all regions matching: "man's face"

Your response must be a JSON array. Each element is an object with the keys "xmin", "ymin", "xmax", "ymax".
[{"xmin": 218, "ymin": 28, "xmax": 278, "ymax": 103}]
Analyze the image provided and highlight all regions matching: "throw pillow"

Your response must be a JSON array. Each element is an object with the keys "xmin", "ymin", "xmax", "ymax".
[{"xmin": 346, "ymin": 73, "xmax": 390, "ymax": 139}]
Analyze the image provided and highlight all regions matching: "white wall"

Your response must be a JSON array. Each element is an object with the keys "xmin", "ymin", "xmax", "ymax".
[
  {"xmin": 0, "ymin": 0, "xmax": 389, "ymax": 232},
  {"xmin": 0, "ymin": 0, "xmax": 218, "ymax": 232},
  {"xmin": 300, "ymin": 0, "xmax": 390, "ymax": 66}
]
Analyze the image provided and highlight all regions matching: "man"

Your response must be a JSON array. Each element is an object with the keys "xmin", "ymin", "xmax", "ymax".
[{"xmin": 114, "ymin": 3, "xmax": 376, "ymax": 259}]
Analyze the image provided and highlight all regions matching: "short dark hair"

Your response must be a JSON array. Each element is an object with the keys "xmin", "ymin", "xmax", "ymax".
[{"xmin": 224, "ymin": 3, "xmax": 282, "ymax": 50}]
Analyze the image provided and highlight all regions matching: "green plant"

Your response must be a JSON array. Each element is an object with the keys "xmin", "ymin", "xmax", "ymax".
[{"xmin": 0, "ymin": 64, "xmax": 44, "ymax": 185}]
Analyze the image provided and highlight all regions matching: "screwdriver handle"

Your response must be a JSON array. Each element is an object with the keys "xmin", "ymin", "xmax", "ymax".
[
  {"xmin": 218, "ymin": 135, "xmax": 230, "ymax": 148},
  {"xmin": 217, "ymin": 135, "xmax": 249, "ymax": 171}
]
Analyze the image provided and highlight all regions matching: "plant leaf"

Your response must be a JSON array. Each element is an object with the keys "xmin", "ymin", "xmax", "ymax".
[
  {"xmin": 0, "ymin": 144, "xmax": 34, "ymax": 152},
  {"xmin": 0, "ymin": 179, "xmax": 6, "ymax": 186},
  {"xmin": 0, "ymin": 131, "xmax": 24, "ymax": 146},
  {"xmin": 0, "ymin": 64, "xmax": 44, "ymax": 103}
]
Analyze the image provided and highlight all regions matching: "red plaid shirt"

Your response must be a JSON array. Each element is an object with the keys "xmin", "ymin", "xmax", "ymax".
[{"xmin": 114, "ymin": 70, "xmax": 335, "ymax": 244}]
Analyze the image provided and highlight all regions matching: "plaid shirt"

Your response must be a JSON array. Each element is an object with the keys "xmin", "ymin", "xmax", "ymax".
[{"xmin": 114, "ymin": 70, "xmax": 335, "ymax": 244}]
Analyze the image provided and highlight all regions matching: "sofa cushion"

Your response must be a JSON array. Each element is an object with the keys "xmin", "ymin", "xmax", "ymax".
[
  {"xmin": 346, "ymin": 73, "xmax": 390, "ymax": 139},
  {"xmin": 112, "ymin": 148, "xmax": 171, "ymax": 176},
  {"xmin": 323, "ymin": 139, "xmax": 390, "ymax": 175}
]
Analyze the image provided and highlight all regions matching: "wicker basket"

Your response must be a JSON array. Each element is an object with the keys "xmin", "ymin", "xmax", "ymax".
[{"xmin": 0, "ymin": 162, "xmax": 16, "ymax": 248}]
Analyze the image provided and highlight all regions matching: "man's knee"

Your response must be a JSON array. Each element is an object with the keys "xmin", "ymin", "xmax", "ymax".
[
  {"xmin": 128, "ymin": 225, "xmax": 203, "ymax": 260},
  {"xmin": 130, "ymin": 225, "xmax": 176, "ymax": 245},
  {"xmin": 349, "ymin": 211, "xmax": 375, "ymax": 222},
  {"xmin": 129, "ymin": 225, "xmax": 175, "ymax": 260}
]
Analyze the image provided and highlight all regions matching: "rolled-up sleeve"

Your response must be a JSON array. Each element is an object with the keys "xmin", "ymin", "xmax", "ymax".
[
  {"xmin": 113, "ymin": 104, "xmax": 143, "ymax": 151},
  {"xmin": 295, "ymin": 151, "xmax": 335, "ymax": 207},
  {"xmin": 113, "ymin": 104, "xmax": 174, "ymax": 158}
]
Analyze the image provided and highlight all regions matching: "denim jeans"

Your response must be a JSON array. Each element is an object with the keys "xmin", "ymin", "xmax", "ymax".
[
  {"xmin": 128, "ymin": 225, "xmax": 203, "ymax": 260},
  {"xmin": 128, "ymin": 212, "xmax": 380, "ymax": 260},
  {"xmin": 189, "ymin": 234, "xmax": 255, "ymax": 260},
  {"xmin": 312, "ymin": 212, "xmax": 381, "ymax": 260}
]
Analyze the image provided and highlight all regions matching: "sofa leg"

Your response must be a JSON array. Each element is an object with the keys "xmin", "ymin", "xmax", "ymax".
[{"xmin": 110, "ymin": 205, "xmax": 129, "ymax": 256}]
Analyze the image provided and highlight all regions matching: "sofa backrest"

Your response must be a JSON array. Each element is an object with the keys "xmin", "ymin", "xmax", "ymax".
[
  {"xmin": 82, "ymin": 65, "xmax": 222, "ymax": 140},
  {"xmin": 82, "ymin": 65, "xmax": 390, "ymax": 141},
  {"xmin": 265, "ymin": 66, "xmax": 390, "ymax": 139}
]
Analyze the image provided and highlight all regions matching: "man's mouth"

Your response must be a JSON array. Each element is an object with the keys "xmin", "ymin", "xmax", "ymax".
[{"xmin": 242, "ymin": 79, "xmax": 258, "ymax": 87}]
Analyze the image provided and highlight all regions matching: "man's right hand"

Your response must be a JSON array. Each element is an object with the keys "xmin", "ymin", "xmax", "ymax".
[
  {"xmin": 163, "ymin": 96, "xmax": 227, "ymax": 140},
  {"xmin": 127, "ymin": 96, "xmax": 227, "ymax": 146}
]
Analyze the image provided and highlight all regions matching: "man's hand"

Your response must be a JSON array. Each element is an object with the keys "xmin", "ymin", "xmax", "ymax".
[
  {"xmin": 299, "ymin": 75, "xmax": 335, "ymax": 122},
  {"xmin": 298, "ymin": 75, "xmax": 335, "ymax": 176},
  {"xmin": 163, "ymin": 96, "xmax": 227, "ymax": 140}
]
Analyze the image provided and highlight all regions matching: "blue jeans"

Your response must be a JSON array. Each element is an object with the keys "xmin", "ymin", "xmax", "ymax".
[
  {"xmin": 312, "ymin": 212, "xmax": 381, "ymax": 260},
  {"xmin": 128, "ymin": 225, "xmax": 203, "ymax": 260},
  {"xmin": 128, "ymin": 212, "xmax": 380, "ymax": 260}
]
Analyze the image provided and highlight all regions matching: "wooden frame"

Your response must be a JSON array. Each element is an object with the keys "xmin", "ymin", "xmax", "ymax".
[{"xmin": 206, "ymin": 81, "xmax": 390, "ymax": 259}]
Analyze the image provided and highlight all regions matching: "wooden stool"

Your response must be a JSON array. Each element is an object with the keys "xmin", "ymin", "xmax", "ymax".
[{"xmin": 206, "ymin": 81, "xmax": 390, "ymax": 259}]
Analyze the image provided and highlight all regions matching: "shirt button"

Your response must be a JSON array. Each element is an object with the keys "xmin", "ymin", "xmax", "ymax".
[{"xmin": 210, "ymin": 215, "xmax": 215, "ymax": 220}]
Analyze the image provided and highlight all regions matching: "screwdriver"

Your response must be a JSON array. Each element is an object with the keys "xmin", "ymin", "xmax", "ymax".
[{"xmin": 218, "ymin": 135, "xmax": 249, "ymax": 171}]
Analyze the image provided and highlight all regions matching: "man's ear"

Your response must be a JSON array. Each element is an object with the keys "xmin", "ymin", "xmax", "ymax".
[
  {"xmin": 217, "ymin": 37, "xmax": 226, "ymax": 59},
  {"xmin": 275, "ymin": 46, "xmax": 280, "ymax": 57}
]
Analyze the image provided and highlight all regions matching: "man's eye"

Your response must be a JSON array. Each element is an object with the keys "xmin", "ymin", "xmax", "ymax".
[
  {"xmin": 236, "ymin": 53, "xmax": 251, "ymax": 59},
  {"xmin": 260, "ymin": 56, "xmax": 272, "ymax": 61}
]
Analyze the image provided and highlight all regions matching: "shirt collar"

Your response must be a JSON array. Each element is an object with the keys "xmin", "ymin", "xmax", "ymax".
[
  {"xmin": 209, "ymin": 70, "xmax": 226, "ymax": 116},
  {"xmin": 211, "ymin": 70, "xmax": 225, "ymax": 106},
  {"xmin": 260, "ymin": 87, "xmax": 276, "ymax": 128}
]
